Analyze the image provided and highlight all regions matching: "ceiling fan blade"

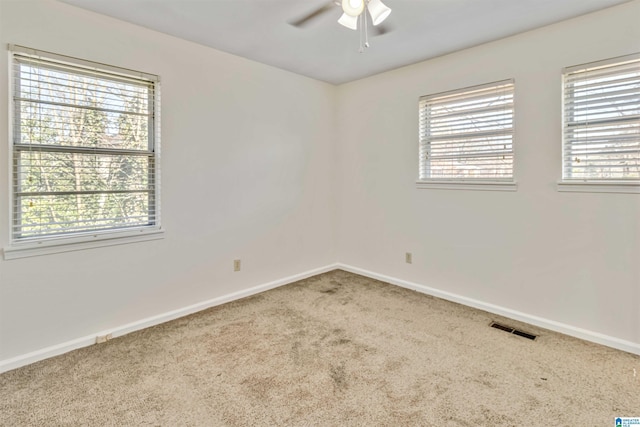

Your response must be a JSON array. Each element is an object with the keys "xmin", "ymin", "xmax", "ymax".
[{"xmin": 290, "ymin": 2, "xmax": 336, "ymax": 28}]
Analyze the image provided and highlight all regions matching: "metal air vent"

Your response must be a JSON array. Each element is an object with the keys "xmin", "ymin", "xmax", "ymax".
[{"xmin": 490, "ymin": 321, "xmax": 537, "ymax": 340}]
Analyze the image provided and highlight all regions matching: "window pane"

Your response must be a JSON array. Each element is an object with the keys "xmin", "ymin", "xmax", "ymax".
[
  {"xmin": 16, "ymin": 151, "xmax": 152, "ymax": 193},
  {"xmin": 419, "ymin": 80, "xmax": 514, "ymax": 181},
  {"xmin": 17, "ymin": 61, "xmax": 151, "ymax": 151},
  {"xmin": 563, "ymin": 55, "xmax": 640, "ymax": 181},
  {"xmin": 11, "ymin": 48, "xmax": 158, "ymax": 241},
  {"xmin": 16, "ymin": 192, "xmax": 152, "ymax": 238}
]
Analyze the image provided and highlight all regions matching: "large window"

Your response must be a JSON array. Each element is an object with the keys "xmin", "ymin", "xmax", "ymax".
[
  {"xmin": 9, "ymin": 46, "xmax": 160, "ymax": 250},
  {"xmin": 562, "ymin": 54, "xmax": 639, "ymax": 186},
  {"xmin": 418, "ymin": 80, "xmax": 515, "ymax": 188}
]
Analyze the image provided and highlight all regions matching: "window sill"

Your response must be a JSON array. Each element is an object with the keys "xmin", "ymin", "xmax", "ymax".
[
  {"xmin": 557, "ymin": 181, "xmax": 640, "ymax": 194},
  {"xmin": 3, "ymin": 228, "xmax": 165, "ymax": 260},
  {"xmin": 416, "ymin": 180, "xmax": 517, "ymax": 192}
]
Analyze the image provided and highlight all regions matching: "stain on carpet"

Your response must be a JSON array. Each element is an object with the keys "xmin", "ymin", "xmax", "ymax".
[{"xmin": 330, "ymin": 363, "xmax": 348, "ymax": 391}]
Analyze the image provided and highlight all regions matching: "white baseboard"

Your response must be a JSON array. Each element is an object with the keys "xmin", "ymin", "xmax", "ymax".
[
  {"xmin": 336, "ymin": 263, "xmax": 640, "ymax": 356},
  {"xmin": 0, "ymin": 263, "xmax": 339, "ymax": 374},
  {"xmin": 3, "ymin": 262, "xmax": 637, "ymax": 373}
]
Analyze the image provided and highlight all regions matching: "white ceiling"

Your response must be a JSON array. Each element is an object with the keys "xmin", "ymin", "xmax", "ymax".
[{"xmin": 58, "ymin": 0, "xmax": 632, "ymax": 84}]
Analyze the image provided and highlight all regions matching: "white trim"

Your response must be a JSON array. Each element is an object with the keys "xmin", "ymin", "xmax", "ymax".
[
  {"xmin": 7, "ymin": 49, "xmax": 15, "ymax": 246},
  {"xmin": 0, "ymin": 263, "xmax": 339, "ymax": 373},
  {"xmin": 557, "ymin": 181, "xmax": 640, "ymax": 194},
  {"xmin": 3, "ymin": 262, "xmax": 637, "ymax": 373},
  {"xmin": 336, "ymin": 263, "xmax": 640, "ymax": 356},
  {"xmin": 418, "ymin": 78, "xmax": 514, "ymax": 102},
  {"xmin": 8, "ymin": 44, "xmax": 159, "ymax": 82},
  {"xmin": 416, "ymin": 180, "xmax": 518, "ymax": 191},
  {"xmin": 418, "ymin": 79, "xmax": 515, "ymax": 183},
  {"xmin": 562, "ymin": 52, "xmax": 640, "ymax": 74},
  {"xmin": 561, "ymin": 54, "xmax": 640, "ymax": 183},
  {"xmin": 7, "ymin": 44, "xmax": 161, "ymax": 248},
  {"xmin": 3, "ymin": 228, "xmax": 165, "ymax": 260}
]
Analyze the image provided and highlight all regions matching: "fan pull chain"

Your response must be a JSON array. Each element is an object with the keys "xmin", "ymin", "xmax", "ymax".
[
  {"xmin": 359, "ymin": 14, "xmax": 364, "ymax": 53},
  {"xmin": 358, "ymin": 10, "xmax": 370, "ymax": 53},
  {"xmin": 364, "ymin": 8, "xmax": 370, "ymax": 49}
]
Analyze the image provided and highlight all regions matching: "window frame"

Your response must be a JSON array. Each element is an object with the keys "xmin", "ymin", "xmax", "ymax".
[
  {"xmin": 558, "ymin": 53, "xmax": 640, "ymax": 194},
  {"xmin": 416, "ymin": 79, "xmax": 517, "ymax": 192},
  {"xmin": 4, "ymin": 45, "xmax": 163, "ymax": 260}
]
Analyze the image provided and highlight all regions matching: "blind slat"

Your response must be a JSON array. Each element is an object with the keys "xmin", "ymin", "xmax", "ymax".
[{"xmin": 423, "ymin": 128, "xmax": 512, "ymax": 143}]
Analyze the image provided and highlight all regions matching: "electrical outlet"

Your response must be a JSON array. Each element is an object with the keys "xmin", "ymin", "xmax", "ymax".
[
  {"xmin": 96, "ymin": 333, "xmax": 112, "ymax": 344},
  {"xmin": 405, "ymin": 252, "xmax": 412, "ymax": 264},
  {"xmin": 234, "ymin": 259, "xmax": 241, "ymax": 272}
]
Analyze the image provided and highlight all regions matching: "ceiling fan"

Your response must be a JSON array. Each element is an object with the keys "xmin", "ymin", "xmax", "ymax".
[{"xmin": 291, "ymin": 0, "xmax": 393, "ymax": 51}]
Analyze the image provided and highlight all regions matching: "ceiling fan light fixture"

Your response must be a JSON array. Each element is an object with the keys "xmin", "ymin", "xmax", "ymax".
[
  {"xmin": 367, "ymin": 0, "xmax": 391, "ymax": 25},
  {"xmin": 341, "ymin": 0, "xmax": 365, "ymax": 17},
  {"xmin": 338, "ymin": 12, "xmax": 358, "ymax": 30}
]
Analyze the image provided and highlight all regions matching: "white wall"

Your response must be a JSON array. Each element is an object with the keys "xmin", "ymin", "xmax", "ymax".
[
  {"xmin": 1, "ymin": 0, "xmax": 639, "ymax": 369},
  {"xmin": 336, "ymin": 1, "xmax": 640, "ymax": 347},
  {"xmin": 0, "ymin": 0, "xmax": 337, "ymax": 363}
]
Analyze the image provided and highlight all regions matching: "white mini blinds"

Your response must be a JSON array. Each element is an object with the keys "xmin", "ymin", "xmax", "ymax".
[
  {"xmin": 419, "ymin": 80, "xmax": 514, "ymax": 182},
  {"xmin": 10, "ymin": 46, "xmax": 160, "ymax": 242},
  {"xmin": 562, "ymin": 54, "xmax": 640, "ymax": 182}
]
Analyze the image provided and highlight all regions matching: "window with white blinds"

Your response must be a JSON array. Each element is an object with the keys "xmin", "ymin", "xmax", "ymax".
[
  {"xmin": 9, "ymin": 46, "xmax": 160, "ymax": 243},
  {"xmin": 419, "ymin": 80, "xmax": 514, "ymax": 183},
  {"xmin": 562, "ymin": 54, "xmax": 640, "ymax": 182}
]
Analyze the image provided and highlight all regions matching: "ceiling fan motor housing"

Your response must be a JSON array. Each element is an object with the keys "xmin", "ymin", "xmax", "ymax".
[{"xmin": 342, "ymin": 0, "xmax": 365, "ymax": 17}]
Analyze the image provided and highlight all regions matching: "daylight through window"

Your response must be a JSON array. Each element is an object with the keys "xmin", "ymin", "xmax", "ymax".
[
  {"xmin": 562, "ymin": 54, "xmax": 640, "ymax": 181},
  {"xmin": 419, "ymin": 80, "xmax": 514, "ymax": 182},
  {"xmin": 10, "ymin": 46, "xmax": 160, "ymax": 242}
]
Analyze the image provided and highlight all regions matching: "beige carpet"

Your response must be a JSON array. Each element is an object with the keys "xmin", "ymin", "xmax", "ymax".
[{"xmin": 0, "ymin": 270, "xmax": 638, "ymax": 426}]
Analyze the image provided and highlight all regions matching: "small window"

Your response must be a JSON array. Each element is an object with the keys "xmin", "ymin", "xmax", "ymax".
[
  {"xmin": 8, "ymin": 46, "xmax": 161, "ymax": 249},
  {"xmin": 561, "ymin": 54, "xmax": 640, "ymax": 187},
  {"xmin": 418, "ymin": 80, "xmax": 515, "ymax": 189}
]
